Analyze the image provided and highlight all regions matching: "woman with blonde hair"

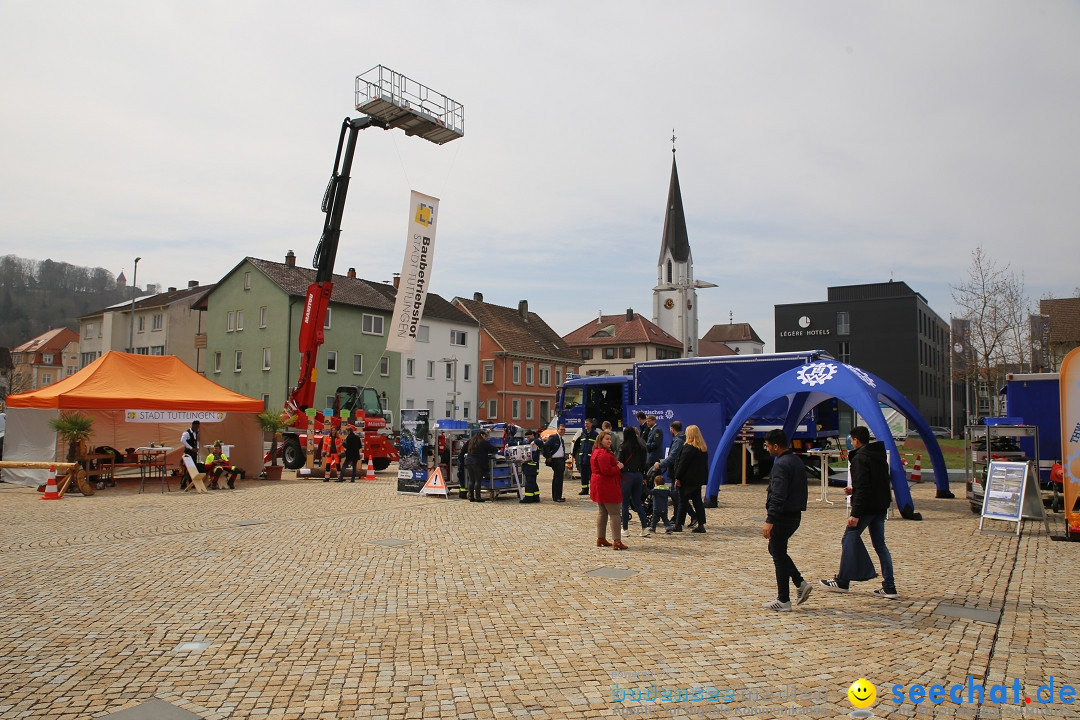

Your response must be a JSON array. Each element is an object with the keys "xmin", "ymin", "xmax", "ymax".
[
  {"xmin": 590, "ymin": 430, "xmax": 627, "ymax": 550},
  {"xmin": 673, "ymin": 424, "xmax": 708, "ymax": 533}
]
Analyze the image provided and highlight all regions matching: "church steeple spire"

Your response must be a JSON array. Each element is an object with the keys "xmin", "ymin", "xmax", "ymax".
[{"xmin": 659, "ymin": 137, "xmax": 691, "ymax": 265}]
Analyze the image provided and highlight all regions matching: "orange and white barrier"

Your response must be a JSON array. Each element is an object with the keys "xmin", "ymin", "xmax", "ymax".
[
  {"xmin": 363, "ymin": 457, "xmax": 377, "ymax": 482},
  {"xmin": 41, "ymin": 465, "xmax": 61, "ymax": 500}
]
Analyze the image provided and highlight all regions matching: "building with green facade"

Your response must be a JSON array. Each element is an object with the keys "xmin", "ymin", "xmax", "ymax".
[{"xmin": 199, "ymin": 254, "xmax": 400, "ymax": 421}]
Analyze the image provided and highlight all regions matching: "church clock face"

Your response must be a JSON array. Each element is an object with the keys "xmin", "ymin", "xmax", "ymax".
[{"xmin": 664, "ymin": 299, "xmax": 674, "ymax": 309}]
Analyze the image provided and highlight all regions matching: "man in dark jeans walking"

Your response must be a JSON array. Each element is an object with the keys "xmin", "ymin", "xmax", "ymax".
[
  {"xmin": 820, "ymin": 425, "xmax": 899, "ymax": 599},
  {"xmin": 761, "ymin": 429, "xmax": 812, "ymax": 612}
]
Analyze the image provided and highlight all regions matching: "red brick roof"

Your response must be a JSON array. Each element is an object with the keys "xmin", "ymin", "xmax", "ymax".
[
  {"xmin": 696, "ymin": 340, "xmax": 737, "ymax": 357},
  {"xmin": 454, "ymin": 298, "xmax": 579, "ymax": 363},
  {"xmin": 562, "ymin": 312, "xmax": 681, "ymax": 349},
  {"xmin": 1040, "ymin": 298, "xmax": 1080, "ymax": 343},
  {"xmin": 701, "ymin": 323, "xmax": 764, "ymax": 345}
]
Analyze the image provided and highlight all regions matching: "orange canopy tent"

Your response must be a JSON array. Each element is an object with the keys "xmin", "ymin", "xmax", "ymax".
[{"xmin": 4, "ymin": 352, "xmax": 265, "ymax": 488}]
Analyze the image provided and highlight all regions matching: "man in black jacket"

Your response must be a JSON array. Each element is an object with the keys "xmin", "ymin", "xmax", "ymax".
[
  {"xmin": 820, "ymin": 426, "xmax": 898, "ymax": 599},
  {"xmin": 544, "ymin": 425, "xmax": 568, "ymax": 502},
  {"xmin": 761, "ymin": 429, "xmax": 812, "ymax": 612}
]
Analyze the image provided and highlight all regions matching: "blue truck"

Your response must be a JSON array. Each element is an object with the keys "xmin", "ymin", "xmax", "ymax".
[{"xmin": 556, "ymin": 351, "xmax": 841, "ymax": 490}]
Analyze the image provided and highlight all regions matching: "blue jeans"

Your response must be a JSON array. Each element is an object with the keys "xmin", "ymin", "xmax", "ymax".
[
  {"xmin": 621, "ymin": 472, "xmax": 647, "ymax": 530},
  {"xmin": 838, "ymin": 513, "xmax": 895, "ymax": 592}
]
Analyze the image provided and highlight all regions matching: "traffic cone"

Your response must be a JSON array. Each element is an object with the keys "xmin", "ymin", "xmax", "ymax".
[
  {"xmin": 911, "ymin": 454, "xmax": 922, "ymax": 483},
  {"xmin": 363, "ymin": 456, "xmax": 377, "ymax": 482},
  {"xmin": 40, "ymin": 465, "xmax": 62, "ymax": 501}
]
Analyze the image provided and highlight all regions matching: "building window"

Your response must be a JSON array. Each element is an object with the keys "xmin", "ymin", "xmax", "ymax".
[
  {"xmin": 581, "ymin": 348, "xmax": 593, "ymax": 360},
  {"xmin": 43, "ymin": 353, "xmax": 54, "ymax": 364},
  {"xmin": 483, "ymin": 362, "xmax": 494, "ymax": 383},
  {"xmin": 405, "ymin": 399, "xmax": 415, "ymax": 409},
  {"xmin": 666, "ymin": 259, "xmax": 672, "ymax": 284},
  {"xmin": 353, "ymin": 354, "xmax": 363, "ymax": 374},
  {"xmin": 512, "ymin": 399, "xmax": 521, "ymax": 419},
  {"xmin": 137, "ymin": 316, "xmax": 145, "ymax": 333},
  {"xmin": 463, "ymin": 402, "xmax": 470, "ymax": 419},
  {"xmin": 539, "ymin": 366, "xmax": 550, "ymax": 386},
  {"xmin": 227, "ymin": 311, "xmax": 235, "ymax": 332},
  {"xmin": 84, "ymin": 323, "xmax": 93, "ymax": 339},
  {"xmin": 446, "ymin": 362, "xmax": 454, "ymax": 380},
  {"xmin": 152, "ymin": 313, "xmax": 163, "ymax": 331},
  {"xmin": 837, "ymin": 312, "xmax": 850, "ymax": 336},
  {"xmin": 262, "ymin": 394, "xmax": 270, "ymax": 409},
  {"xmin": 136, "ymin": 347, "xmax": 149, "ymax": 355},
  {"xmin": 525, "ymin": 364, "xmax": 534, "ymax": 385},
  {"xmin": 540, "ymin": 400, "xmax": 550, "ymax": 424},
  {"xmin": 556, "ymin": 369, "xmax": 563, "ymax": 386},
  {"xmin": 526, "ymin": 399, "xmax": 534, "ymax": 420},
  {"xmin": 838, "ymin": 341, "xmax": 851, "ymax": 364},
  {"xmin": 263, "ymin": 348, "xmax": 271, "ymax": 370},
  {"xmin": 445, "ymin": 400, "xmax": 454, "ymax": 417},
  {"xmin": 326, "ymin": 395, "xmax": 336, "ymax": 410},
  {"xmin": 450, "ymin": 329, "xmax": 467, "ymax": 346},
  {"xmin": 463, "ymin": 364, "xmax": 471, "ymax": 381},
  {"xmin": 513, "ymin": 362, "xmax": 521, "ymax": 384},
  {"xmin": 327, "ymin": 351, "xmax": 337, "ymax": 372},
  {"xmin": 41, "ymin": 373, "xmax": 52, "ymax": 385},
  {"xmin": 362, "ymin": 314, "xmax": 384, "ymax": 335},
  {"xmin": 417, "ymin": 325, "xmax": 429, "ymax": 343},
  {"xmin": 380, "ymin": 356, "xmax": 390, "ymax": 376},
  {"xmin": 603, "ymin": 347, "xmax": 616, "ymax": 360},
  {"xmin": 427, "ymin": 361, "xmax": 434, "ymax": 379},
  {"xmin": 214, "ymin": 352, "xmax": 221, "ymax": 373},
  {"xmin": 406, "ymin": 358, "xmax": 415, "ymax": 377},
  {"xmin": 621, "ymin": 347, "xmax": 634, "ymax": 359},
  {"xmin": 150, "ymin": 345, "xmax": 165, "ymax": 355},
  {"xmin": 488, "ymin": 399, "xmax": 497, "ymax": 419},
  {"xmin": 259, "ymin": 306, "xmax": 268, "ymax": 328},
  {"xmin": 324, "ymin": 308, "xmax": 332, "ymax": 330},
  {"xmin": 234, "ymin": 350, "xmax": 242, "ymax": 372},
  {"xmin": 244, "ymin": 272, "xmax": 251, "ymax": 290}
]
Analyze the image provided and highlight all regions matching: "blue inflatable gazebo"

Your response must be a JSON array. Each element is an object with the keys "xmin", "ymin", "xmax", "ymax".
[{"xmin": 705, "ymin": 361, "xmax": 951, "ymax": 519}]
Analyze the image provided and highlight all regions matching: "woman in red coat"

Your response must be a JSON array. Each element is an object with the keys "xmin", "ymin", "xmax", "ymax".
[{"xmin": 590, "ymin": 431, "xmax": 627, "ymax": 550}]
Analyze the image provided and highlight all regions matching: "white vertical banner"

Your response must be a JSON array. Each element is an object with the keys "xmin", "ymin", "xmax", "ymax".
[{"xmin": 386, "ymin": 191, "xmax": 440, "ymax": 354}]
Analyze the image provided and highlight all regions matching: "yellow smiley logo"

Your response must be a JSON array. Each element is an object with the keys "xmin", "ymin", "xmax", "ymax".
[{"xmin": 848, "ymin": 678, "xmax": 876, "ymax": 708}]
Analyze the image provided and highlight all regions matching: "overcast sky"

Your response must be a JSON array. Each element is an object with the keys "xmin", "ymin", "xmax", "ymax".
[{"xmin": 2, "ymin": 1, "xmax": 1078, "ymax": 349}]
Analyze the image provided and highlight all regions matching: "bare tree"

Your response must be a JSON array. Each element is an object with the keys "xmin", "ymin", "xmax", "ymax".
[{"xmin": 951, "ymin": 247, "xmax": 1026, "ymax": 416}]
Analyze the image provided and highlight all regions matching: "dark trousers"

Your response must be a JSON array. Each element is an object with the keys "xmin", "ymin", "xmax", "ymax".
[
  {"xmin": 341, "ymin": 456, "xmax": 361, "ymax": 479},
  {"xmin": 466, "ymin": 463, "xmax": 485, "ymax": 500},
  {"xmin": 675, "ymin": 485, "xmax": 705, "ymax": 528},
  {"xmin": 837, "ymin": 513, "xmax": 895, "ymax": 591},
  {"xmin": 522, "ymin": 467, "xmax": 540, "ymax": 501},
  {"xmin": 620, "ymin": 472, "xmax": 648, "ymax": 530},
  {"xmin": 578, "ymin": 458, "xmax": 591, "ymax": 491},
  {"xmin": 550, "ymin": 457, "xmax": 566, "ymax": 500},
  {"xmin": 768, "ymin": 513, "xmax": 804, "ymax": 603}
]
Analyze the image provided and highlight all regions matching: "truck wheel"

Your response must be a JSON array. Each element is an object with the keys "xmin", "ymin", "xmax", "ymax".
[
  {"xmin": 373, "ymin": 457, "xmax": 391, "ymax": 471},
  {"xmin": 282, "ymin": 438, "xmax": 306, "ymax": 470}
]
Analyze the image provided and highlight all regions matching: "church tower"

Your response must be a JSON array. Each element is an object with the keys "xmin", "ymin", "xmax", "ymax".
[{"xmin": 652, "ymin": 142, "xmax": 706, "ymax": 356}]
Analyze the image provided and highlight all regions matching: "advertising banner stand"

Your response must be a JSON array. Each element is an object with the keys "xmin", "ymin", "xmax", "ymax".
[{"xmin": 979, "ymin": 460, "xmax": 1051, "ymax": 536}]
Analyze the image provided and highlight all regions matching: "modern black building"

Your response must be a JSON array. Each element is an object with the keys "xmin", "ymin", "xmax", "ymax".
[{"xmin": 774, "ymin": 281, "xmax": 953, "ymax": 431}]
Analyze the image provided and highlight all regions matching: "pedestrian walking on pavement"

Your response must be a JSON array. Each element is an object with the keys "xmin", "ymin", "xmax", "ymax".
[
  {"xmin": 761, "ymin": 429, "xmax": 812, "ymax": 612},
  {"xmin": 590, "ymin": 431, "xmax": 626, "ymax": 550},
  {"xmin": 820, "ymin": 426, "xmax": 899, "ymax": 599}
]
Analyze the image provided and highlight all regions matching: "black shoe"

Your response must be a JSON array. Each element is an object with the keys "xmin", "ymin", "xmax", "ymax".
[
  {"xmin": 671, "ymin": 526, "xmax": 683, "ymax": 532},
  {"xmin": 349, "ymin": 479, "xmax": 355, "ymax": 483},
  {"xmin": 227, "ymin": 479, "xmax": 235, "ymax": 489},
  {"xmin": 692, "ymin": 526, "xmax": 706, "ymax": 533},
  {"xmin": 323, "ymin": 479, "xmax": 329, "ymax": 483},
  {"xmin": 578, "ymin": 489, "xmax": 589, "ymax": 495},
  {"xmin": 335, "ymin": 479, "xmax": 345, "ymax": 483},
  {"xmin": 475, "ymin": 498, "xmax": 486, "ymax": 503},
  {"xmin": 689, "ymin": 521, "xmax": 699, "ymax": 530},
  {"xmin": 555, "ymin": 498, "xmax": 566, "ymax": 503}
]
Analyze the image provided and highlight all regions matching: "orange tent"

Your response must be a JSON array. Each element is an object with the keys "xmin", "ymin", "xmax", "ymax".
[{"xmin": 4, "ymin": 352, "xmax": 264, "ymax": 488}]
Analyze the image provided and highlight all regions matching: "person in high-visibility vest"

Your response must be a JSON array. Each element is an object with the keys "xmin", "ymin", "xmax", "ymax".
[
  {"xmin": 204, "ymin": 442, "xmax": 238, "ymax": 490},
  {"xmin": 520, "ymin": 429, "xmax": 541, "ymax": 503},
  {"xmin": 321, "ymin": 426, "xmax": 343, "ymax": 481}
]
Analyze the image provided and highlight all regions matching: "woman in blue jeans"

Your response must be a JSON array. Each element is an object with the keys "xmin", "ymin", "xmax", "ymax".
[{"xmin": 618, "ymin": 426, "xmax": 649, "ymax": 535}]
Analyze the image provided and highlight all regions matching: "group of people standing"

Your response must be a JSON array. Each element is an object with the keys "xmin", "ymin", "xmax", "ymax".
[
  {"xmin": 590, "ymin": 413, "xmax": 710, "ymax": 550},
  {"xmin": 319, "ymin": 425, "xmax": 365, "ymax": 482}
]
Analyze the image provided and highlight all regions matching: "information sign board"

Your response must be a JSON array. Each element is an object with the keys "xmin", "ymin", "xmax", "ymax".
[{"xmin": 979, "ymin": 460, "xmax": 1050, "ymax": 535}]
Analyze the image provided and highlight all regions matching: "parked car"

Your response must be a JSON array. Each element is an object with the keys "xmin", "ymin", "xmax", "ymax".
[{"xmin": 929, "ymin": 426, "xmax": 951, "ymax": 439}]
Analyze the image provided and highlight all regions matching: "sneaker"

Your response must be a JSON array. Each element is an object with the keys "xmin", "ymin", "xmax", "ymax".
[
  {"xmin": 819, "ymin": 579, "xmax": 849, "ymax": 593},
  {"xmin": 761, "ymin": 598, "xmax": 792, "ymax": 612},
  {"xmin": 873, "ymin": 589, "xmax": 899, "ymax": 600},
  {"xmin": 688, "ymin": 520, "xmax": 699, "ymax": 530},
  {"xmin": 691, "ymin": 526, "xmax": 706, "ymax": 534},
  {"xmin": 664, "ymin": 526, "xmax": 674, "ymax": 534},
  {"xmin": 640, "ymin": 527, "xmax": 652, "ymax": 537},
  {"xmin": 795, "ymin": 581, "xmax": 813, "ymax": 606}
]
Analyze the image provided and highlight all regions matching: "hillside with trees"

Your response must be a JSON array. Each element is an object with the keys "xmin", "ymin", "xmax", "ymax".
[{"xmin": 0, "ymin": 255, "xmax": 130, "ymax": 349}]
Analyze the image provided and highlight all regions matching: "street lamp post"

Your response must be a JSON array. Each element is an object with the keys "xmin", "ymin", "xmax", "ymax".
[
  {"xmin": 129, "ymin": 257, "xmax": 141, "ymax": 353},
  {"xmin": 439, "ymin": 356, "xmax": 459, "ymax": 419}
]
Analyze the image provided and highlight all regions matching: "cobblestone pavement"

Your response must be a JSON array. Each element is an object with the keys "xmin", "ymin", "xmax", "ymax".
[{"xmin": 0, "ymin": 468, "xmax": 1075, "ymax": 719}]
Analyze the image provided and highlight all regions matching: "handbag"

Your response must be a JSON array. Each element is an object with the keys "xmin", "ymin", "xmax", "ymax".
[
  {"xmin": 836, "ymin": 531, "xmax": 878, "ymax": 583},
  {"xmin": 544, "ymin": 457, "xmax": 553, "ymax": 467}
]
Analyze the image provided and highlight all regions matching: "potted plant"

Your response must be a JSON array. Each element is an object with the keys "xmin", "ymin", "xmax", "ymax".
[
  {"xmin": 255, "ymin": 409, "xmax": 293, "ymax": 480},
  {"xmin": 48, "ymin": 411, "xmax": 95, "ymax": 463}
]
